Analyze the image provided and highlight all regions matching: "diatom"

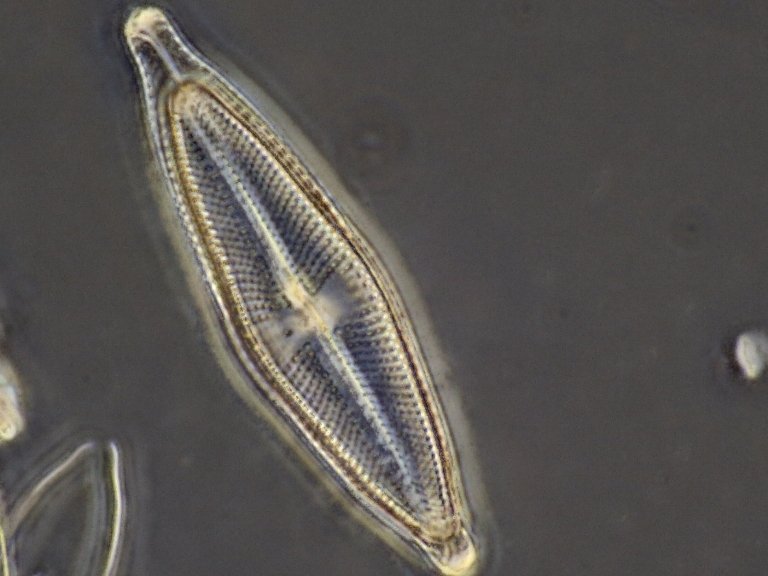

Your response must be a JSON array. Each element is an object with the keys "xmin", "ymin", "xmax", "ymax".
[
  {"xmin": 0, "ymin": 440, "xmax": 127, "ymax": 576},
  {"xmin": 123, "ymin": 7, "xmax": 479, "ymax": 574}
]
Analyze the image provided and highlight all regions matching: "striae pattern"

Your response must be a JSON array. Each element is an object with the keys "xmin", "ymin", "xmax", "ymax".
[{"xmin": 124, "ymin": 8, "xmax": 479, "ymax": 575}]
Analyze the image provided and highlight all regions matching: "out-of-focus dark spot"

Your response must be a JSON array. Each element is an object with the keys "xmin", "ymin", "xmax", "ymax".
[
  {"xmin": 335, "ymin": 96, "xmax": 410, "ymax": 184},
  {"xmin": 511, "ymin": 0, "xmax": 533, "ymax": 17},
  {"xmin": 668, "ymin": 205, "xmax": 712, "ymax": 252},
  {"xmin": 645, "ymin": 0, "xmax": 751, "ymax": 24},
  {"xmin": 646, "ymin": 0, "xmax": 699, "ymax": 11},
  {"xmin": 721, "ymin": 333, "xmax": 745, "ymax": 381},
  {"xmin": 644, "ymin": 0, "xmax": 715, "ymax": 18},
  {"xmin": 492, "ymin": 0, "xmax": 536, "ymax": 27}
]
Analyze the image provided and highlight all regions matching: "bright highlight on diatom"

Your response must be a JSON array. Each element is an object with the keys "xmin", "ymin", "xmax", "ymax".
[{"xmin": 123, "ymin": 7, "xmax": 480, "ymax": 574}]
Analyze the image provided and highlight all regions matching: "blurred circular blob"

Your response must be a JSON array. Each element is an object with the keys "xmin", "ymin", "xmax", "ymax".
[{"xmin": 336, "ymin": 96, "xmax": 410, "ymax": 183}]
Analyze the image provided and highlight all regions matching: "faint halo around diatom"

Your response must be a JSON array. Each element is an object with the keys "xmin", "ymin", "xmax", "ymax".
[{"xmin": 123, "ymin": 6, "xmax": 482, "ymax": 574}]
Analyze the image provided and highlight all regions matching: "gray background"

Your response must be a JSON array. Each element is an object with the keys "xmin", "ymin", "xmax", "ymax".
[{"xmin": 2, "ymin": 0, "xmax": 768, "ymax": 574}]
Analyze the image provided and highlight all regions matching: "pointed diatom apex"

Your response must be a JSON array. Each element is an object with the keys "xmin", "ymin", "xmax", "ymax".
[
  {"xmin": 124, "ymin": 6, "xmax": 165, "ymax": 39},
  {"xmin": 123, "ymin": 6, "xmax": 481, "ymax": 574}
]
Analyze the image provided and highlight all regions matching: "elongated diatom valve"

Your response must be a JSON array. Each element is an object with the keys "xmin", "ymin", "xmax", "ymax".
[{"xmin": 123, "ymin": 7, "xmax": 479, "ymax": 574}]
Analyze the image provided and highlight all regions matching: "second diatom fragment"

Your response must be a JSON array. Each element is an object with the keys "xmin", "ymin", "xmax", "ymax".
[
  {"xmin": 123, "ymin": 7, "xmax": 480, "ymax": 574},
  {"xmin": 1, "ymin": 440, "xmax": 127, "ymax": 576},
  {"xmin": 0, "ymin": 357, "xmax": 23, "ymax": 445}
]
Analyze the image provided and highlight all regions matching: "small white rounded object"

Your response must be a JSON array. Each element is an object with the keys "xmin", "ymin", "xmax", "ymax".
[{"xmin": 734, "ymin": 330, "xmax": 768, "ymax": 381}]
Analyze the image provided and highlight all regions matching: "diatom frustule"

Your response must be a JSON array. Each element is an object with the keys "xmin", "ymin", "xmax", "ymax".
[{"xmin": 123, "ymin": 7, "xmax": 480, "ymax": 574}]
